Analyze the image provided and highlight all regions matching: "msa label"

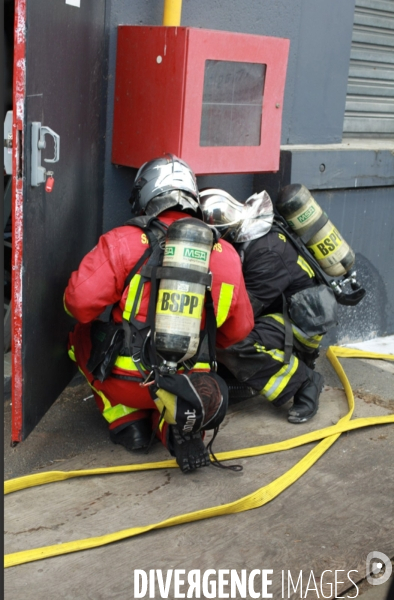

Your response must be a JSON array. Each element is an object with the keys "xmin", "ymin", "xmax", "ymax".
[
  {"xmin": 308, "ymin": 227, "xmax": 343, "ymax": 260},
  {"xmin": 297, "ymin": 205, "xmax": 316, "ymax": 224},
  {"xmin": 157, "ymin": 289, "xmax": 204, "ymax": 319},
  {"xmin": 164, "ymin": 246, "xmax": 175, "ymax": 257},
  {"xmin": 183, "ymin": 247, "xmax": 208, "ymax": 261}
]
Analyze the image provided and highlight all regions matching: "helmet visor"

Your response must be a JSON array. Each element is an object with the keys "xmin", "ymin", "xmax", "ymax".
[
  {"xmin": 199, "ymin": 189, "xmax": 244, "ymax": 230},
  {"xmin": 200, "ymin": 189, "xmax": 274, "ymax": 242}
]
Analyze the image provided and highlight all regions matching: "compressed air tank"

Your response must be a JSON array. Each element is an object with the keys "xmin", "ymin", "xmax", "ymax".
[
  {"xmin": 155, "ymin": 218, "xmax": 213, "ymax": 365},
  {"xmin": 276, "ymin": 184, "xmax": 355, "ymax": 277}
]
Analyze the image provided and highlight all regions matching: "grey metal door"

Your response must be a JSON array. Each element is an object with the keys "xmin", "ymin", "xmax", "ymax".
[{"xmin": 11, "ymin": 0, "xmax": 106, "ymax": 441}]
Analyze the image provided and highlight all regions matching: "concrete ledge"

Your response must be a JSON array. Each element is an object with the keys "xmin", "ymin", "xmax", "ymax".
[{"xmin": 280, "ymin": 141, "xmax": 394, "ymax": 190}]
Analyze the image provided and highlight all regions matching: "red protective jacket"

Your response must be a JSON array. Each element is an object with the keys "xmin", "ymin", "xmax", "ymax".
[{"xmin": 64, "ymin": 211, "xmax": 253, "ymax": 349}]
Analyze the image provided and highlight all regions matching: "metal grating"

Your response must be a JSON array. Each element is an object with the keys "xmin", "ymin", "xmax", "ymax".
[{"xmin": 343, "ymin": 0, "xmax": 394, "ymax": 138}]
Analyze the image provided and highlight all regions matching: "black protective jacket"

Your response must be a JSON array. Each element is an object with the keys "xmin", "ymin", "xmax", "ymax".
[{"xmin": 238, "ymin": 229, "xmax": 317, "ymax": 317}]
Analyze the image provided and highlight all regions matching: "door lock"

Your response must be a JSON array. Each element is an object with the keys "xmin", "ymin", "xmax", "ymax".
[{"xmin": 31, "ymin": 122, "xmax": 60, "ymax": 187}]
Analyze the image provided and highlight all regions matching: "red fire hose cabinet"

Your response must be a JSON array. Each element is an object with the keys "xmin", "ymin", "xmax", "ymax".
[{"xmin": 112, "ymin": 26, "xmax": 290, "ymax": 174}]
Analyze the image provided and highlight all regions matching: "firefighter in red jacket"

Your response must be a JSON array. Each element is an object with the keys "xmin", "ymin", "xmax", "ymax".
[{"xmin": 64, "ymin": 155, "xmax": 254, "ymax": 472}]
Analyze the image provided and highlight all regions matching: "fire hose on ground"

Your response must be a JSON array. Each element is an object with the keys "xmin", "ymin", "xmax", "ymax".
[{"xmin": 4, "ymin": 346, "xmax": 394, "ymax": 568}]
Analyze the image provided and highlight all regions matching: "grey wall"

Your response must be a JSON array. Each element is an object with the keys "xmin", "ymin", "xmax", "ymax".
[{"xmin": 313, "ymin": 187, "xmax": 394, "ymax": 344}]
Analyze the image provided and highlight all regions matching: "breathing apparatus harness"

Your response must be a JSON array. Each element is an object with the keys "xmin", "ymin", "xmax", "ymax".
[
  {"xmin": 236, "ymin": 214, "xmax": 365, "ymax": 365},
  {"xmin": 238, "ymin": 215, "xmax": 365, "ymax": 307},
  {"xmin": 271, "ymin": 215, "xmax": 366, "ymax": 306},
  {"xmin": 87, "ymin": 215, "xmax": 236, "ymax": 469}
]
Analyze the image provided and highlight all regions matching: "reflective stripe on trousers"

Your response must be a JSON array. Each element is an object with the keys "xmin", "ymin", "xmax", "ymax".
[
  {"xmin": 265, "ymin": 313, "xmax": 323, "ymax": 349},
  {"xmin": 68, "ymin": 346, "xmax": 139, "ymax": 424},
  {"xmin": 251, "ymin": 342, "xmax": 299, "ymax": 401},
  {"xmin": 260, "ymin": 354, "xmax": 299, "ymax": 401}
]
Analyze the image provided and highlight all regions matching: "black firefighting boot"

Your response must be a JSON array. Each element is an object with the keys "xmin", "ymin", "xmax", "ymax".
[
  {"xmin": 168, "ymin": 426, "xmax": 210, "ymax": 473},
  {"xmin": 109, "ymin": 419, "xmax": 151, "ymax": 451},
  {"xmin": 288, "ymin": 368, "xmax": 324, "ymax": 424},
  {"xmin": 226, "ymin": 379, "xmax": 259, "ymax": 405},
  {"xmin": 295, "ymin": 348, "xmax": 320, "ymax": 370}
]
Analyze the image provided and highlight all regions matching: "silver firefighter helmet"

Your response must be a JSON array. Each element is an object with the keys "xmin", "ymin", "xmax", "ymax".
[
  {"xmin": 200, "ymin": 188, "xmax": 274, "ymax": 242},
  {"xmin": 129, "ymin": 154, "xmax": 200, "ymax": 217}
]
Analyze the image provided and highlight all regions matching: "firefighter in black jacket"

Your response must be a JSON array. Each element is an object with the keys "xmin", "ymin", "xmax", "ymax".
[{"xmin": 200, "ymin": 188, "xmax": 325, "ymax": 424}]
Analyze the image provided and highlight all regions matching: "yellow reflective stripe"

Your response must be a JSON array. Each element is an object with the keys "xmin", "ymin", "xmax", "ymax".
[
  {"xmin": 293, "ymin": 327, "xmax": 322, "ymax": 349},
  {"xmin": 297, "ymin": 255, "xmax": 315, "ymax": 278},
  {"xmin": 88, "ymin": 384, "xmax": 138, "ymax": 424},
  {"xmin": 262, "ymin": 355, "xmax": 299, "ymax": 401},
  {"xmin": 264, "ymin": 314, "xmax": 322, "ymax": 349},
  {"xmin": 102, "ymin": 403, "xmax": 139, "ymax": 424},
  {"xmin": 114, "ymin": 356, "xmax": 210, "ymax": 373},
  {"xmin": 254, "ymin": 342, "xmax": 285, "ymax": 363},
  {"xmin": 266, "ymin": 313, "xmax": 285, "ymax": 326},
  {"xmin": 114, "ymin": 356, "xmax": 140, "ymax": 371},
  {"xmin": 216, "ymin": 283, "xmax": 234, "ymax": 328},
  {"xmin": 192, "ymin": 362, "xmax": 210, "ymax": 370},
  {"xmin": 63, "ymin": 294, "xmax": 74, "ymax": 318},
  {"xmin": 169, "ymin": 363, "xmax": 210, "ymax": 372},
  {"xmin": 68, "ymin": 346, "xmax": 76, "ymax": 362},
  {"xmin": 67, "ymin": 348, "xmax": 138, "ymax": 423},
  {"xmin": 122, "ymin": 274, "xmax": 144, "ymax": 321}
]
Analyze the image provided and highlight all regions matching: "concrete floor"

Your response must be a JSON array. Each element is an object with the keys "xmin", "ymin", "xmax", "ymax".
[{"xmin": 4, "ymin": 348, "xmax": 394, "ymax": 599}]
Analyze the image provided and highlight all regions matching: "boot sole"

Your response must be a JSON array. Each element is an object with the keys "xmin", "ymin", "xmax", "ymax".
[
  {"xmin": 287, "ymin": 375, "xmax": 324, "ymax": 424},
  {"xmin": 287, "ymin": 403, "xmax": 319, "ymax": 424}
]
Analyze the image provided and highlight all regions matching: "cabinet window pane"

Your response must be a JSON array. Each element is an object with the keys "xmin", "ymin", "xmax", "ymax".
[{"xmin": 200, "ymin": 60, "xmax": 266, "ymax": 147}]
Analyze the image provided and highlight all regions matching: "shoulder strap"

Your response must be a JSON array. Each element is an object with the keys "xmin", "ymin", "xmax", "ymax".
[
  {"xmin": 282, "ymin": 293, "xmax": 293, "ymax": 364},
  {"xmin": 204, "ymin": 287, "xmax": 219, "ymax": 371},
  {"xmin": 122, "ymin": 216, "xmax": 168, "ymax": 292},
  {"xmin": 121, "ymin": 217, "xmax": 168, "ymax": 371},
  {"xmin": 272, "ymin": 217, "xmax": 331, "ymax": 287}
]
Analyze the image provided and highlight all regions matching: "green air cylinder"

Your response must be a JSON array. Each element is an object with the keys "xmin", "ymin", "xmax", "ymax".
[
  {"xmin": 276, "ymin": 184, "xmax": 355, "ymax": 277},
  {"xmin": 155, "ymin": 218, "xmax": 213, "ymax": 366}
]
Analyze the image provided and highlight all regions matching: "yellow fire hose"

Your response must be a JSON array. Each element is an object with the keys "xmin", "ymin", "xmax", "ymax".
[{"xmin": 4, "ymin": 346, "xmax": 394, "ymax": 568}]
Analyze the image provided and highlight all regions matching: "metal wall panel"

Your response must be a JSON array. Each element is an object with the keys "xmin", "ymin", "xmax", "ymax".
[
  {"xmin": 344, "ymin": 0, "xmax": 394, "ymax": 137},
  {"xmin": 12, "ymin": 0, "xmax": 107, "ymax": 441},
  {"xmin": 312, "ymin": 187, "xmax": 394, "ymax": 344}
]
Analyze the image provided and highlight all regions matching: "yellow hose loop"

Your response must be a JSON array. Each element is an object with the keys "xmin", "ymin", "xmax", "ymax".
[
  {"xmin": 4, "ymin": 347, "xmax": 394, "ymax": 568},
  {"xmin": 327, "ymin": 347, "xmax": 394, "ymax": 362},
  {"xmin": 5, "ymin": 415, "xmax": 393, "ymax": 498}
]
